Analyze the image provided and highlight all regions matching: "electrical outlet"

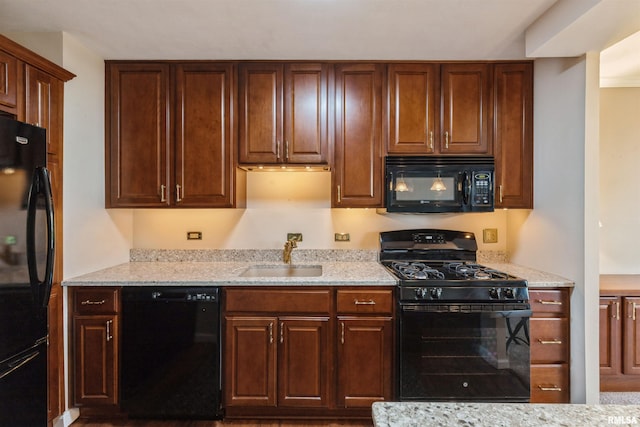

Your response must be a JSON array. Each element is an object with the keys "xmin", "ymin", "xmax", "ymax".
[
  {"xmin": 287, "ymin": 233, "xmax": 303, "ymax": 242},
  {"xmin": 334, "ymin": 233, "xmax": 350, "ymax": 242},
  {"xmin": 187, "ymin": 231, "xmax": 202, "ymax": 240},
  {"xmin": 482, "ymin": 228, "xmax": 498, "ymax": 244}
]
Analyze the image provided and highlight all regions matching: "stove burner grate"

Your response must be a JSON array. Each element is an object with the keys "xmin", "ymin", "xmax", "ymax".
[{"xmin": 391, "ymin": 261, "xmax": 445, "ymax": 280}]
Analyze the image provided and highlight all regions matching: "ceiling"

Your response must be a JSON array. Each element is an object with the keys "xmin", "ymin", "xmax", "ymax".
[{"xmin": 0, "ymin": 0, "xmax": 639, "ymax": 85}]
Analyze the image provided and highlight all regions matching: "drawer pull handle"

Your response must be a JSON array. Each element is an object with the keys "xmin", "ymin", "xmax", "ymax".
[
  {"xmin": 354, "ymin": 299, "xmax": 376, "ymax": 306},
  {"xmin": 538, "ymin": 339, "xmax": 563, "ymax": 345},
  {"xmin": 538, "ymin": 385, "xmax": 562, "ymax": 392},
  {"xmin": 81, "ymin": 299, "xmax": 105, "ymax": 305},
  {"xmin": 537, "ymin": 300, "xmax": 562, "ymax": 305}
]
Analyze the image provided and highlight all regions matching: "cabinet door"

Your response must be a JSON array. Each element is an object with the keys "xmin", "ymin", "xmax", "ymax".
[
  {"xmin": 73, "ymin": 315, "xmax": 118, "ymax": 406},
  {"xmin": 238, "ymin": 63, "xmax": 283, "ymax": 164},
  {"xmin": 106, "ymin": 63, "xmax": 171, "ymax": 207},
  {"xmin": 224, "ymin": 316, "xmax": 278, "ymax": 407},
  {"xmin": 0, "ymin": 50, "xmax": 18, "ymax": 112},
  {"xmin": 600, "ymin": 297, "xmax": 621, "ymax": 375},
  {"xmin": 440, "ymin": 63, "xmax": 491, "ymax": 154},
  {"xmin": 337, "ymin": 317, "xmax": 392, "ymax": 408},
  {"xmin": 283, "ymin": 63, "xmax": 329, "ymax": 164},
  {"xmin": 623, "ymin": 297, "xmax": 640, "ymax": 375},
  {"xmin": 494, "ymin": 63, "xmax": 533, "ymax": 208},
  {"xmin": 333, "ymin": 63, "xmax": 384, "ymax": 207},
  {"xmin": 387, "ymin": 63, "xmax": 438, "ymax": 154},
  {"xmin": 25, "ymin": 65, "xmax": 63, "ymax": 155},
  {"xmin": 278, "ymin": 317, "xmax": 330, "ymax": 408},
  {"xmin": 174, "ymin": 63, "xmax": 234, "ymax": 207}
]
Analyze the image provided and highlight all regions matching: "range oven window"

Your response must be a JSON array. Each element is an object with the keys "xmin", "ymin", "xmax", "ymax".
[{"xmin": 398, "ymin": 305, "xmax": 530, "ymax": 402}]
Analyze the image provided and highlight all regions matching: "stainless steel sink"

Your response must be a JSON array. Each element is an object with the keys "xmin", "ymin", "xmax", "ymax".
[{"xmin": 240, "ymin": 264, "xmax": 323, "ymax": 277}]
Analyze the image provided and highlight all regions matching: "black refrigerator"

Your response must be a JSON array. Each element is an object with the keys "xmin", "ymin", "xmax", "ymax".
[{"xmin": 0, "ymin": 115, "xmax": 55, "ymax": 426}]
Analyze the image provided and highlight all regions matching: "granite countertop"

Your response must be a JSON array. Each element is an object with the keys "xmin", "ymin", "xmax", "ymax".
[
  {"xmin": 63, "ymin": 249, "xmax": 396, "ymax": 287},
  {"xmin": 61, "ymin": 249, "xmax": 574, "ymax": 288},
  {"xmin": 372, "ymin": 402, "xmax": 640, "ymax": 427}
]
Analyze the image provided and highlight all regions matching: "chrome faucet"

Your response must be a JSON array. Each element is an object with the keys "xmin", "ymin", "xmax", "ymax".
[{"xmin": 283, "ymin": 238, "xmax": 298, "ymax": 264}]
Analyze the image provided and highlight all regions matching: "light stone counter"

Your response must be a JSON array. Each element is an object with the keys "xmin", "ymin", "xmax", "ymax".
[
  {"xmin": 372, "ymin": 402, "xmax": 640, "ymax": 427},
  {"xmin": 62, "ymin": 249, "xmax": 573, "ymax": 288},
  {"xmin": 485, "ymin": 262, "xmax": 574, "ymax": 288},
  {"xmin": 63, "ymin": 249, "xmax": 396, "ymax": 287}
]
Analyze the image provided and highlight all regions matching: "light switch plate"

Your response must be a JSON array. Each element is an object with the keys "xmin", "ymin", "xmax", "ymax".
[{"xmin": 482, "ymin": 228, "xmax": 498, "ymax": 244}]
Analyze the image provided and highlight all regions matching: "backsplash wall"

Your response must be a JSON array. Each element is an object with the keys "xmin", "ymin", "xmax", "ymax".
[{"xmin": 132, "ymin": 171, "xmax": 510, "ymax": 252}]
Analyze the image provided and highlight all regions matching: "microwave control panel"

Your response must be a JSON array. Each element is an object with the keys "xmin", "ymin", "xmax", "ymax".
[{"xmin": 470, "ymin": 172, "xmax": 493, "ymax": 206}]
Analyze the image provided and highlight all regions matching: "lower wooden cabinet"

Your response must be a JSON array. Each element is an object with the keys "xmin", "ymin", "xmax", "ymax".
[
  {"xmin": 529, "ymin": 288, "xmax": 571, "ymax": 403},
  {"xmin": 223, "ymin": 286, "xmax": 394, "ymax": 418},
  {"xmin": 600, "ymin": 290, "xmax": 640, "ymax": 391},
  {"xmin": 224, "ymin": 315, "xmax": 330, "ymax": 409},
  {"xmin": 71, "ymin": 288, "xmax": 120, "ymax": 416},
  {"xmin": 337, "ymin": 317, "xmax": 393, "ymax": 408}
]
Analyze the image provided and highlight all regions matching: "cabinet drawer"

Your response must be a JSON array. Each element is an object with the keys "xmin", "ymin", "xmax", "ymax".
[
  {"xmin": 530, "ymin": 364, "xmax": 570, "ymax": 403},
  {"xmin": 225, "ymin": 288, "xmax": 331, "ymax": 314},
  {"xmin": 530, "ymin": 289, "xmax": 570, "ymax": 316},
  {"xmin": 73, "ymin": 288, "xmax": 119, "ymax": 314},
  {"xmin": 336, "ymin": 289, "xmax": 393, "ymax": 314},
  {"xmin": 530, "ymin": 318, "xmax": 569, "ymax": 363}
]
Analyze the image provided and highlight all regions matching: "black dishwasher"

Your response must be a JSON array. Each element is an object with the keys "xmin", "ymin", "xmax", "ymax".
[{"xmin": 121, "ymin": 287, "xmax": 221, "ymax": 419}]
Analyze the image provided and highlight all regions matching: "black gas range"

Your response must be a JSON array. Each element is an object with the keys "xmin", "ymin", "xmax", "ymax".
[
  {"xmin": 381, "ymin": 229, "xmax": 531, "ymax": 402},
  {"xmin": 380, "ymin": 229, "xmax": 528, "ymax": 305}
]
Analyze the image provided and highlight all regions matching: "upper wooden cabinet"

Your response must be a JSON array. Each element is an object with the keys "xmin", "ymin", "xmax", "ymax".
[
  {"xmin": 493, "ymin": 62, "xmax": 533, "ymax": 209},
  {"xmin": 26, "ymin": 65, "xmax": 64, "ymax": 155},
  {"xmin": 105, "ymin": 61, "xmax": 235, "ymax": 208},
  {"xmin": 238, "ymin": 62, "xmax": 329, "ymax": 165},
  {"xmin": 387, "ymin": 63, "xmax": 491, "ymax": 155},
  {"xmin": 0, "ymin": 49, "xmax": 18, "ymax": 113},
  {"xmin": 333, "ymin": 63, "xmax": 384, "ymax": 208}
]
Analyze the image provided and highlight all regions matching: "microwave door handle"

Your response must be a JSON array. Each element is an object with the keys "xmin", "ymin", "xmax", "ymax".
[{"xmin": 462, "ymin": 172, "xmax": 470, "ymax": 205}]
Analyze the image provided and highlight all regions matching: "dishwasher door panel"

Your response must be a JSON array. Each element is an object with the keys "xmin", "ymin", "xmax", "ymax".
[{"xmin": 121, "ymin": 287, "xmax": 221, "ymax": 419}]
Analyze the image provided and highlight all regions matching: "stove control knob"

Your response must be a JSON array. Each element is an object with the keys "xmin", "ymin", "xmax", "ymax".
[
  {"xmin": 414, "ymin": 288, "xmax": 428, "ymax": 299},
  {"xmin": 503, "ymin": 288, "xmax": 515, "ymax": 299},
  {"xmin": 430, "ymin": 287, "xmax": 442, "ymax": 299},
  {"xmin": 489, "ymin": 288, "xmax": 500, "ymax": 299}
]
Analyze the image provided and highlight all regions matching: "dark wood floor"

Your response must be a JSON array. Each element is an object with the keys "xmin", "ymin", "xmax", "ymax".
[{"xmin": 72, "ymin": 420, "xmax": 373, "ymax": 427}]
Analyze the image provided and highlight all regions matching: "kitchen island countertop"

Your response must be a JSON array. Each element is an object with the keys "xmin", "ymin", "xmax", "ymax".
[{"xmin": 372, "ymin": 401, "xmax": 640, "ymax": 427}]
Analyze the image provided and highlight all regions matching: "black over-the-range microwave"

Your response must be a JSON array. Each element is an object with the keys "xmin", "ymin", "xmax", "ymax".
[{"xmin": 384, "ymin": 156, "xmax": 495, "ymax": 213}]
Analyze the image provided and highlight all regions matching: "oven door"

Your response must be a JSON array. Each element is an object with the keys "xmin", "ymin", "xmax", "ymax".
[{"xmin": 398, "ymin": 303, "xmax": 531, "ymax": 402}]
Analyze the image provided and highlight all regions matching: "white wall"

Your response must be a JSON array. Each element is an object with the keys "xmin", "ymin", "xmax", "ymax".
[
  {"xmin": 508, "ymin": 56, "xmax": 600, "ymax": 404},
  {"xmin": 599, "ymin": 87, "xmax": 640, "ymax": 273},
  {"xmin": 61, "ymin": 33, "xmax": 133, "ymax": 279},
  {"xmin": 132, "ymin": 171, "xmax": 509, "ymax": 252}
]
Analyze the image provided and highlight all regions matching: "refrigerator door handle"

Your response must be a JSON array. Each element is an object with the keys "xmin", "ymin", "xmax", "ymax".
[{"xmin": 26, "ymin": 167, "xmax": 55, "ymax": 308}]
